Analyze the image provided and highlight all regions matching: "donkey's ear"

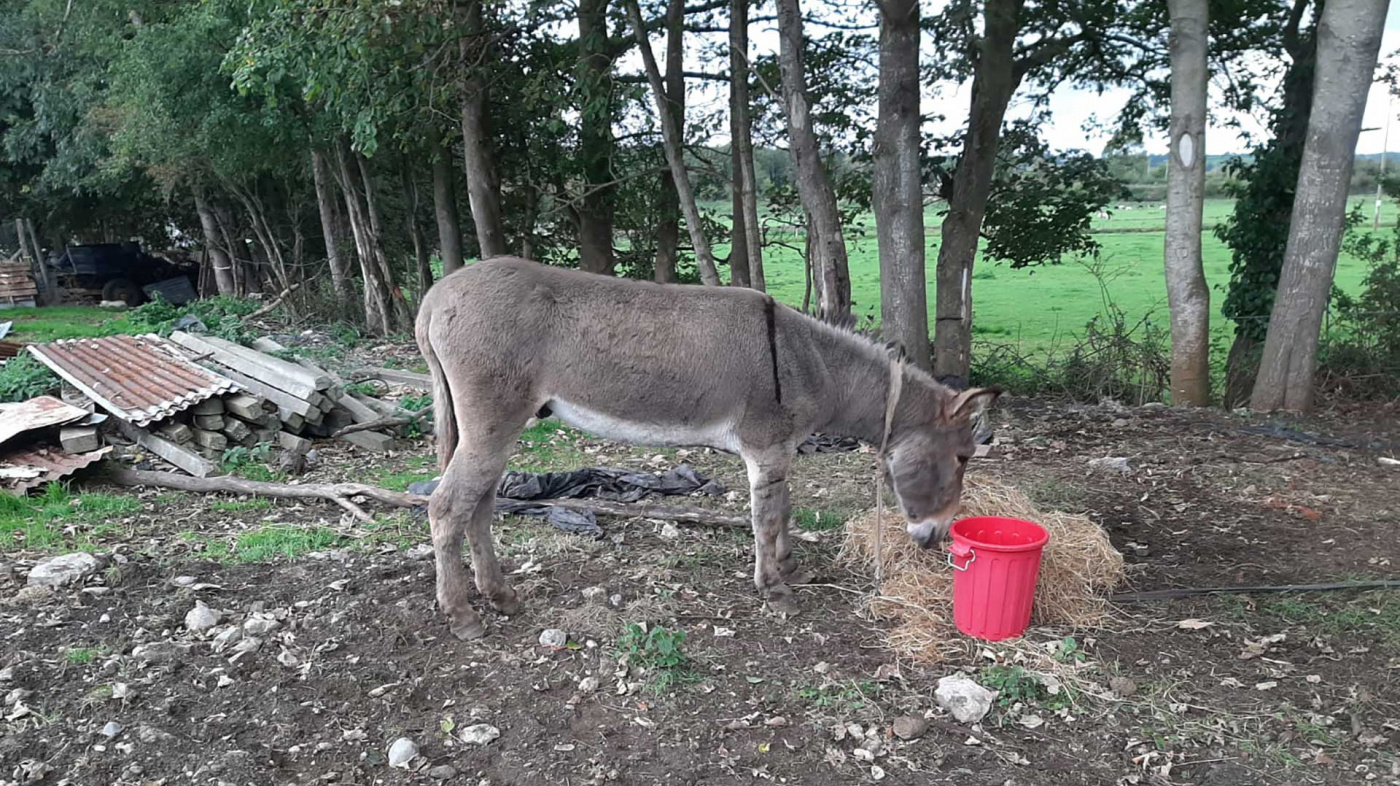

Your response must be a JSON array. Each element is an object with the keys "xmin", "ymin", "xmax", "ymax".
[
  {"xmin": 883, "ymin": 340, "xmax": 907, "ymax": 363},
  {"xmin": 949, "ymin": 387, "xmax": 1002, "ymax": 422}
]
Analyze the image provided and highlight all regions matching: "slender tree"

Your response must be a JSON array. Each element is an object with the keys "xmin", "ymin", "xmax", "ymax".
[
  {"xmin": 1163, "ymin": 0, "xmax": 1211, "ymax": 405},
  {"xmin": 625, "ymin": 0, "xmax": 722, "ymax": 286},
  {"xmin": 653, "ymin": 0, "xmax": 686, "ymax": 284},
  {"xmin": 729, "ymin": 0, "xmax": 764, "ymax": 290},
  {"xmin": 774, "ymin": 0, "xmax": 852, "ymax": 322},
  {"xmin": 429, "ymin": 133, "xmax": 465, "ymax": 275},
  {"xmin": 459, "ymin": 0, "xmax": 508, "ymax": 258},
  {"xmin": 1251, "ymin": 0, "xmax": 1387, "ymax": 411},
  {"xmin": 873, "ymin": 0, "xmax": 929, "ymax": 370}
]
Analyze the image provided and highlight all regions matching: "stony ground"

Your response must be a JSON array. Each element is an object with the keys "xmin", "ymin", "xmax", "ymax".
[{"xmin": 2, "ymin": 395, "xmax": 1398, "ymax": 786}]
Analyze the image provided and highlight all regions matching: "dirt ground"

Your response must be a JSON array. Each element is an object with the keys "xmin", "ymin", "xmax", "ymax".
[{"xmin": 2, "ymin": 395, "xmax": 1398, "ymax": 786}]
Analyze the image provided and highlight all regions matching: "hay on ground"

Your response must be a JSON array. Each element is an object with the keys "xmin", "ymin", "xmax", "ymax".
[{"xmin": 841, "ymin": 474, "xmax": 1124, "ymax": 663}]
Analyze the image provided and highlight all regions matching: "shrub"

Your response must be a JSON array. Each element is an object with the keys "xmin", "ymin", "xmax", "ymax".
[{"xmin": 0, "ymin": 354, "xmax": 61, "ymax": 403}]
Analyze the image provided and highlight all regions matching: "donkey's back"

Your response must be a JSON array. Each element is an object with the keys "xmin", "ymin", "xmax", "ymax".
[{"xmin": 418, "ymin": 257, "xmax": 824, "ymax": 455}]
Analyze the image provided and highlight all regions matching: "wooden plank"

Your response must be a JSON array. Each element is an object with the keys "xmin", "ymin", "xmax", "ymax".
[
  {"xmin": 279, "ymin": 410, "xmax": 305, "ymax": 432},
  {"xmin": 224, "ymin": 394, "xmax": 266, "ymax": 421},
  {"xmin": 156, "ymin": 422, "xmax": 194, "ymax": 444},
  {"xmin": 249, "ymin": 337, "xmax": 287, "ymax": 354},
  {"xmin": 121, "ymin": 422, "xmax": 218, "ymax": 477},
  {"xmin": 192, "ymin": 398, "xmax": 225, "ymax": 415},
  {"xmin": 336, "ymin": 394, "xmax": 381, "ymax": 424},
  {"xmin": 193, "ymin": 429, "xmax": 228, "ymax": 452},
  {"xmin": 339, "ymin": 430, "xmax": 402, "ymax": 453},
  {"xmin": 170, "ymin": 332, "xmax": 329, "ymax": 398},
  {"xmin": 59, "ymin": 426, "xmax": 100, "ymax": 454},
  {"xmin": 356, "ymin": 367, "xmax": 431, "ymax": 390},
  {"xmin": 199, "ymin": 363, "xmax": 315, "ymax": 417},
  {"xmin": 278, "ymin": 431, "xmax": 313, "ymax": 454}
]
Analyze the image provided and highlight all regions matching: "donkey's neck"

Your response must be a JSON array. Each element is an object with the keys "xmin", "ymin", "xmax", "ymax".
[{"xmin": 811, "ymin": 327, "xmax": 901, "ymax": 445}]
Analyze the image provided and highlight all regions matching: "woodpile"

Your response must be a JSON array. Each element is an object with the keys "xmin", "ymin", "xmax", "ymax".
[{"xmin": 167, "ymin": 331, "xmax": 407, "ymax": 454}]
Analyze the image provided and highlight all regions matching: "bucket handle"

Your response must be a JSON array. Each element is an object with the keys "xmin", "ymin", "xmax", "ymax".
[{"xmin": 947, "ymin": 542, "xmax": 976, "ymax": 572}]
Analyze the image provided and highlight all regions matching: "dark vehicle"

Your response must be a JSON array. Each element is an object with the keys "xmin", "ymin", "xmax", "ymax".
[{"xmin": 46, "ymin": 243, "xmax": 197, "ymax": 306}]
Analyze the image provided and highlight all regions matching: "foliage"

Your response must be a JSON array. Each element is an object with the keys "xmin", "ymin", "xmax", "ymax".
[
  {"xmin": 980, "ymin": 665, "xmax": 1074, "ymax": 712},
  {"xmin": 0, "ymin": 354, "xmax": 61, "ymax": 403},
  {"xmin": 617, "ymin": 622, "xmax": 693, "ymax": 693},
  {"xmin": 125, "ymin": 294, "xmax": 263, "ymax": 342},
  {"xmin": 975, "ymin": 122, "xmax": 1126, "ymax": 269},
  {"xmin": 1319, "ymin": 201, "xmax": 1400, "ymax": 400}
]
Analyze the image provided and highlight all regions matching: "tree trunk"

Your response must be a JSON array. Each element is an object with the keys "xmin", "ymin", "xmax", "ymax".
[
  {"xmin": 402, "ymin": 161, "xmax": 434, "ymax": 296},
  {"xmin": 624, "ymin": 0, "xmax": 722, "ymax": 287},
  {"xmin": 459, "ymin": 0, "xmax": 508, "ymax": 259},
  {"xmin": 653, "ymin": 0, "xmax": 686, "ymax": 284},
  {"xmin": 211, "ymin": 202, "xmax": 247, "ymax": 296},
  {"xmin": 312, "ymin": 149, "xmax": 355, "ymax": 303},
  {"xmin": 332, "ymin": 140, "xmax": 392, "ymax": 335},
  {"xmin": 1251, "ymin": 0, "xmax": 1386, "ymax": 411},
  {"xmin": 1164, "ymin": 0, "xmax": 1211, "ymax": 406},
  {"xmin": 577, "ymin": 0, "xmax": 617, "ymax": 275},
  {"xmin": 429, "ymin": 134, "xmax": 465, "ymax": 276},
  {"xmin": 729, "ymin": 0, "xmax": 764, "ymax": 291},
  {"xmin": 873, "ymin": 0, "xmax": 929, "ymax": 371},
  {"xmin": 194, "ymin": 191, "xmax": 237, "ymax": 296},
  {"xmin": 774, "ymin": 0, "xmax": 849, "ymax": 322},
  {"xmin": 356, "ymin": 153, "xmax": 413, "ymax": 329},
  {"xmin": 931, "ymin": 0, "xmax": 1023, "ymax": 386}
]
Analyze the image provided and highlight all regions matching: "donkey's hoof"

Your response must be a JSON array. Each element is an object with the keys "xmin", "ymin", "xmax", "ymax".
[
  {"xmin": 781, "ymin": 567, "xmax": 814, "ymax": 586},
  {"xmin": 489, "ymin": 591, "xmax": 521, "ymax": 616},
  {"xmin": 449, "ymin": 616, "xmax": 487, "ymax": 641},
  {"xmin": 765, "ymin": 588, "xmax": 801, "ymax": 616}
]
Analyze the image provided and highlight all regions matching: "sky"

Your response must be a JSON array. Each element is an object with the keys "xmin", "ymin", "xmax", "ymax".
[{"xmin": 643, "ymin": 0, "xmax": 1400, "ymax": 158}]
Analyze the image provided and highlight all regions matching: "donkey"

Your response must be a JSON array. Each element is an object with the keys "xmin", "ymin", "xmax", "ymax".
[{"xmin": 416, "ymin": 257, "xmax": 999, "ymax": 640}]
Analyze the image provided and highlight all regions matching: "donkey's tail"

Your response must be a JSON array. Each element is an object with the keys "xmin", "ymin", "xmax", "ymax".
[{"xmin": 416, "ymin": 311, "xmax": 458, "ymax": 473}]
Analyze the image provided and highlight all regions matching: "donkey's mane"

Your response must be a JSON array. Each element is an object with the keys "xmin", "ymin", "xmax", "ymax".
[{"xmin": 786, "ymin": 303, "xmax": 943, "ymax": 390}]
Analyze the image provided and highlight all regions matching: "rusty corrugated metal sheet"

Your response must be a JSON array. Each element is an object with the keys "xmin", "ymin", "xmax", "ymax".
[
  {"xmin": 0, "ymin": 445, "xmax": 112, "ymax": 494},
  {"xmin": 0, "ymin": 339, "xmax": 23, "ymax": 364},
  {"xmin": 27, "ymin": 334, "xmax": 240, "ymax": 426},
  {"xmin": 0, "ymin": 395, "xmax": 90, "ymax": 448}
]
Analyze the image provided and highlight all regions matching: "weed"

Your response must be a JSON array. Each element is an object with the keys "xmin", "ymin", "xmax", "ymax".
[
  {"xmin": 796, "ymin": 679, "xmax": 882, "ymax": 712},
  {"xmin": 792, "ymin": 508, "xmax": 848, "ymax": 532},
  {"xmin": 234, "ymin": 526, "xmax": 343, "ymax": 562},
  {"xmin": 617, "ymin": 623, "xmax": 694, "ymax": 693},
  {"xmin": 64, "ymin": 647, "xmax": 101, "ymax": 665},
  {"xmin": 221, "ymin": 445, "xmax": 283, "ymax": 483},
  {"xmin": 345, "ymin": 381, "xmax": 383, "ymax": 398},
  {"xmin": 400, "ymin": 393, "xmax": 433, "ymax": 412},
  {"xmin": 1054, "ymin": 636, "xmax": 1086, "ymax": 664},
  {"xmin": 980, "ymin": 665, "xmax": 1074, "ymax": 712},
  {"xmin": 0, "ymin": 354, "xmax": 61, "ymax": 402},
  {"xmin": 125, "ymin": 294, "xmax": 263, "ymax": 343}
]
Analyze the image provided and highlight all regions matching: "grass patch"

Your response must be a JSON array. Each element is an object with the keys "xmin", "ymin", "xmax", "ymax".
[
  {"xmin": 0, "ymin": 484, "xmax": 140, "ymax": 550},
  {"xmin": 511, "ymin": 422, "xmax": 587, "ymax": 473},
  {"xmin": 64, "ymin": 647, "xmax": 102, "ymax": 665},
  {"xmin": 1261, "ymin": 592, "xmax": 1400, "ymax": 647},
  {"xmin": 233, "ymin": 526, "xmax": 343, "ymax": 563},
  {"xmin": 617, "ymin": 623, "xmax": 695, "ymax": 694},
  {"xmin": 178, "ymin": 530, "xmax": 231, "ymax": 561},
  {"xmin": 0, "ymin": 305, "xmax": 131, "ymax": 342},
  {"xmin": 796, "ymin": 679, "xmax": 882, "ymax": 712},
  {"xmin": 376, "ymin": 454, "xmax": 437, "ymax": 492},
  {"xmin": 792, "ymin": 508, "xmax": 848, "ymax": 532},
  {"xmin": 209, "ymin": 497, "xmax": 275, "ymax": 513}
]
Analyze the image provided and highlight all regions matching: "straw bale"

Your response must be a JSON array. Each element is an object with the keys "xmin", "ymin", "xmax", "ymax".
[{"xmin": 841, "ymin": 474, "xmax": 1123, "ymax": 662}]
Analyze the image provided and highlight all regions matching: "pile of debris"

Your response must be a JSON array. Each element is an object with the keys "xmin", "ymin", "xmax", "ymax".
[
  {"xmin": 0, "ymin": 260, "xmax": 38, "ymax": 309},
  {"xmin": 16, "ymin": 332, "xmax": 414, "ymax": 482},
  {"xmin": 0, "ymin": 395, "xmax": 112, "ymax": 493}
]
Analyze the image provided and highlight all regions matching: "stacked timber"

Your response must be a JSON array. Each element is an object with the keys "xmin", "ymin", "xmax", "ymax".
[{"xmin": 168, "ymin": 331, "xmax": 405, "ymax": 455}]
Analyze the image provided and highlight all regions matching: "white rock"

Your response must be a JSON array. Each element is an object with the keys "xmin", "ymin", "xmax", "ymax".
[
  {"xmin": 935, "ymin": 673, "xmax": 997, "ymax": 724},
  {"xmin": 131, "ymin": 641, "xmax": 190, "ymax": 663},
  {"xmin": 1088, "ymin": 456, "xmax": 1132, "ymax": 474},
  {"xmin": 406, "ymin": 543, "xmax": 434, "ymax": 560},
  {"xmin": 538, "ymin": 629, "xmax": 568, "ymax": 648},
  {"xmin": 101, "ymin": 721, "xmax": 124, "ymax": 737},
  {"xmin": 26, "ymin": 553, "xmax": 101, "ymax": 587},
  {"xmin": 277, "ymin": 650, "xmax": 301, "ymax": 668},
  {"xmin": 578, "ymin": 676, "xmax": 600, "ymax": 694},
  {"xmin": 387, "ymin": 737, "xmax": 418, "ymax": 768},
  {"xmin": 459, "ymin": 723, "xmax": 501, "ymax": 745},
  {"xmin": 243, "ymin": 616, "xmax": 280, "ymax": 636},
  {"xmin": 210, "ymin": 626, "xmax": 243, "ymax": 653},
  {"xmin": 659, "ymin": 522, "xmax": 681, "ymax": 540},
  {"xmin": 581, "ymin": 586, "xmax": 608, "ymax": 605},
  {"xmin": 184, "ymin": 601, "xmax": 221, "ymax": 633}
]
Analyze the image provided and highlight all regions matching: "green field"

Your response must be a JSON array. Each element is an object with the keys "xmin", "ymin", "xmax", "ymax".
[{"xmin": 743, "ymin": 196, "xmax": 1383, "ymax": 356}]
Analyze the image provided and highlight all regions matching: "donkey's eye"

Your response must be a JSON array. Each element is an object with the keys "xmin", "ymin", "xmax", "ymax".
[{"xmin": 957, "ymin": 455, "xmax": 971, "ymax": 466}]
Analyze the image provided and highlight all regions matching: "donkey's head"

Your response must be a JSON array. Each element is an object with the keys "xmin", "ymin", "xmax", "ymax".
[{"xmin": 884, "ymin": 386, "xmax": 1001, "ymax": 549}]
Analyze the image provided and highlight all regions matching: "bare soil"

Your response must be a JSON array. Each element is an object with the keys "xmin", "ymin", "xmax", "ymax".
[{"xmin": 2, "ymin": 397, "xmax": 1398, "ymax": 786}]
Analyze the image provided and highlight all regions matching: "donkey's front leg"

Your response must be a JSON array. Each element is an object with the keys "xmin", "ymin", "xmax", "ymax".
[{"xmin": 745, "ymin": 453, "xmax": 798, "ymax": 614}]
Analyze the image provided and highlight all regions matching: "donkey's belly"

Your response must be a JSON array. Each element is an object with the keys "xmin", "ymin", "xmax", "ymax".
[{"xmin": 547, "ymin": 398, "xmax": 740, "ymax": 452}]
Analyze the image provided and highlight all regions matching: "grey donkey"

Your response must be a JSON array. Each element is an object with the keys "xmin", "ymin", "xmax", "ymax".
[{"xmin": 417, "ymin": 257, "xmax": 999, "ymax": 639}]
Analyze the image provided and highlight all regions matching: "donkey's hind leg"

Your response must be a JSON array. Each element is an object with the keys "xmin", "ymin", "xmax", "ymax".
[{"xmin": 430, "ymin": 452, "xmax": 495, "ymax": 640}]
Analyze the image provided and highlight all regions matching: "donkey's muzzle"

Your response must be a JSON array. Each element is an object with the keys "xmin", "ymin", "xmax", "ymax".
[{"xmin": 907, "ymin": 519, "xmax": 952, "ymax": 550}]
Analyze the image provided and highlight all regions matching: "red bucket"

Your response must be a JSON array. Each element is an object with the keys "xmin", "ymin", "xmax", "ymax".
[{"xmin": 947, "ymin": 516, "xmax": 1050, "ymax": 641}]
